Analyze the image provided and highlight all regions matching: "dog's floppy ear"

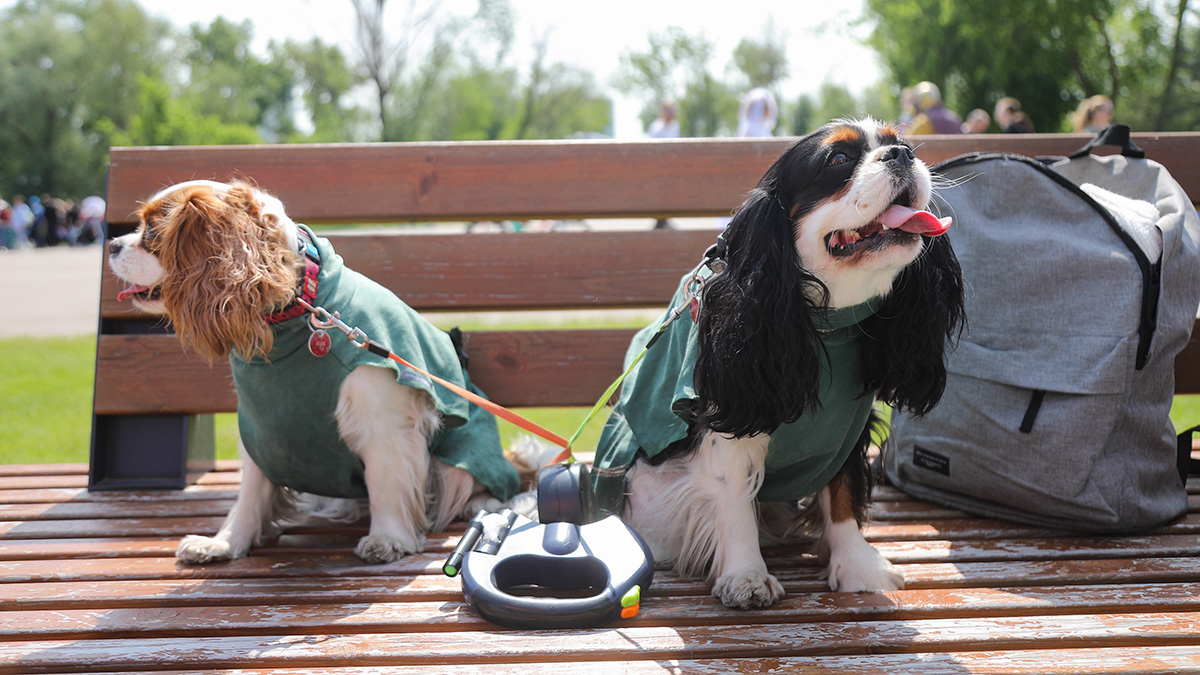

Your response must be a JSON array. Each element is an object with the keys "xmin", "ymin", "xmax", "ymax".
[
  {"xmin": 859, "ymin": 233, "xmax": 965, "ymax": 414},
  {"xmin": 157, "ymin": 182, "xmax": 298, "ymax": 362},
  {"xmin": 692, "ymin": 186, "xmax": 828, "ymax": 438}
]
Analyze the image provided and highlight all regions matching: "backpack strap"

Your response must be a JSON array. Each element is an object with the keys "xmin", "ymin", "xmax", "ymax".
[
  {"xmin": 1068, "ymin": 123, "xmax": 1146, "ymax": 160},
  {"xmin": 1176, "ymin": 424, "xmax": 1200, "ymax": 482}
]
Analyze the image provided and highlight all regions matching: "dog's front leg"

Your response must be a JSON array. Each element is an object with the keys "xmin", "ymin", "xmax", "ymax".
[
  {"xmin": 177, "ymin": 444, "xmax": 277, "ymax": 564},
  {"xmin": 701, "ymin": 433, "xmax": 784, "ymax": 609},
  {"xmin": 338, "ymin": 366, "xmax": 437, "ymax": 564},
  {"xmin": 818, "ymin": 469, "xmax": 904, "ymax": 592}
]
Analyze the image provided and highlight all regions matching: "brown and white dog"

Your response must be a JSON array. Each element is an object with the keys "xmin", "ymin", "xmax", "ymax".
[
  {"xmin": 594, "ymin": 119, "xmax": 965, "ymax": 609},
  {"xmin": 107, "ymin": 180, "xmax": 528, "ymax": 565}
]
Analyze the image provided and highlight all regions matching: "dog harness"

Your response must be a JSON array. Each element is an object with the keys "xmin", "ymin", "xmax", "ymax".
[
  {"xmin": 229, "ymin": 225, "xmax": 520, "ymax": 501},
  {"xmin": 591, "ymin": 271, "xmax": 881, "ymax": 516}
]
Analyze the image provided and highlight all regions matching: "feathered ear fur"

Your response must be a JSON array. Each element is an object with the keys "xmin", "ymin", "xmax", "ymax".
[
  {"xmin": 157, "ymin": 182, "xmax": 300, "ymax": 362},
  {"xmin": 692, "ymin": 182, "xmax": 828, "ymax": 438},
  {"xmin": 859, "ymin": 233, "xmax": 965, "ymax": 414}
]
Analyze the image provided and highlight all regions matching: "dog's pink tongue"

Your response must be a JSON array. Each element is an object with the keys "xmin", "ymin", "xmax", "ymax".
[
  {"xmin": 117, "ymin": 285, "xmax": 149, "ymax": 302},
  {"xmin": 879, "ymin": 205, "xmax": 952, "ymax": 236}
]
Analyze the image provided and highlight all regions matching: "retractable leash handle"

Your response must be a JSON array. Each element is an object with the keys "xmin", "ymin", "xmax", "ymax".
[{"xmin": 442, "ymin": 464, "xmax": 654, "ymax": 629}]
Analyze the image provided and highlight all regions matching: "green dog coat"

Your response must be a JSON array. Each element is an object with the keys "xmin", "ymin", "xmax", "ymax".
[
  {"xmin": 229, "ymin": 225, "xmax": 519, "ymax": 501},
  {"xmin": 591, "ymin": 271, "xmax": 881, "ymax": 516}
]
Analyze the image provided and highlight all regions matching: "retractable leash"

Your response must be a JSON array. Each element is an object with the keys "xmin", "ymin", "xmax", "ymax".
[{"xmin": 295, "ymin": 241, "xmax": 728, "ymax": 629}]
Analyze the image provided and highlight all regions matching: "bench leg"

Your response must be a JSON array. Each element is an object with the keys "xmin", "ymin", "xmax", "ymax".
[{"xmin": 88, "ymin": 413, "xmax": 216, "ymax": 490}]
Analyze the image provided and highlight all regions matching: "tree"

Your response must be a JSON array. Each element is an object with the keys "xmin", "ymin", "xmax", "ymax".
[
  {"xmin": 616, "ymin": 27, "xmax": 739, "ymax": 136},
  {"xmin": 350, "ymin": 0, "xmax": 610, "ymax": 141},
  {"xmin": 181, "ymin": 17, "xmax": 298, "ymax": 140},
  {"xmin": 730, "ymin": 20, "xmax": 789, "ymax": 92},
  {"xmin": 862, "ymin": 0, "xmax": 1200, "ymax": 132},
  {"xmin": 350, "ymin": 0, "xmax": 443, "ymax": 141},
  {"xmin": 864, "ymin": 0, "xmax": 1126, "ymax": 131},
  {"xmin": 270, "ymin": 38, "xmax": 369, "ymax": 142},
  {"xmin": 0, "ymin": 0, "xmax": 172, "ymax": 197},
  {"xmin": 99, "ymin": 74, "xmax": 262, "ymax": 148}
]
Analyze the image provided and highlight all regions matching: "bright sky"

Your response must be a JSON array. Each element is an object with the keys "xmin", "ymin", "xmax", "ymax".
[{"xmin": 23, "ymin": 0, "xmax": 885, "ymax": 138}]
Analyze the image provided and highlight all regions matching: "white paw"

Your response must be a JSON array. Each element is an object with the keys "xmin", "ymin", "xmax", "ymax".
[
  {"xmin": 355, "ymin": 533, "xmax": 423, "ymax": 563},
  {"xmin": 712, "ymin": 570, "xmax": 785, "ymax": 609},
  {"xmin": 463, "ymin": 494, "xmax": 504, "ymax": 519},
  {"xmin": 505, "ymin": 490, "xmax": 539, "ymax": 520},
  {"xmin": 176, "ymin": 535, "xmax": 236, "ymax": 565},
  {"xmin": 824, "ymin": 543, "xmax": 905, "ymax": 592}
]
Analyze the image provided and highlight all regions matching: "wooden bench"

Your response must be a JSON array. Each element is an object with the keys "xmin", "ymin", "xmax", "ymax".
[
  {"xmin": 89, "ymin": 132, "xmax": 1200, "ymax": 488},
  {"xmin": 2, "ymin": 132, "xmax": 1196, "ymax": 673}
]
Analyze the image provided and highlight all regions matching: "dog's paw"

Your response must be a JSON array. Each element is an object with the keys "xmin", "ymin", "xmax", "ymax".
[
  {"xmin": 463, "ymin": 494, "xmax": 504, "ymax": 519},
  {"xmin": 176, "ymin": 535, "xmax": 235, "ymax": 565},
  {"xmin": 712, "ymin": 570, "xmax": 785, "ymax": 609},
  {"xmin": 824, "ymin": 544, "xmax": 905, "ymax": 592},
  {"xmin": 355, "ymin": 533, "xmax": 423, "ymax": 564}
]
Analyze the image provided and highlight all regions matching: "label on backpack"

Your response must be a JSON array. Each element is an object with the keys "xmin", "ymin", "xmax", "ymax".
[{"xmin": 913, "ymin": 446, "xmax": 951, "ymax": 476}]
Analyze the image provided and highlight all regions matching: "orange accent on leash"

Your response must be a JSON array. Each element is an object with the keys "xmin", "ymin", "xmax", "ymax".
[{"xmin": 381, "ymin": 351, "xmax": 572, "ymax": 451}]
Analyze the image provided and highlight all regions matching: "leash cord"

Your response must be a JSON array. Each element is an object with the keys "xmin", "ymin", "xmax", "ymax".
[
  {"xmin": 296, "ymin": 258, "xmax": 715, "ymax": 466},
  {"xmin": 297, "ymin": 298, "xmax": 570, "ymax": 451}
]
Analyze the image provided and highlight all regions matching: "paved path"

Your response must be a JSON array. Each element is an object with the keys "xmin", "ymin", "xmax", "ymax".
[{"xmin": 1, "ymin": 246, "xmax": 104, "ymax": 338}]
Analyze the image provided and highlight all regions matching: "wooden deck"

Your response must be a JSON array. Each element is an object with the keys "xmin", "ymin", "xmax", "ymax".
[{"xmin": 2, "ymin": 460, "xmax": 1199, "ymax": 674}]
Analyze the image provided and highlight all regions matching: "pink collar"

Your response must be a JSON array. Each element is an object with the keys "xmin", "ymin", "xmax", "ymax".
[{"xmin": 265, "ymin": 228, "xmax": 320, "ymax": 325}]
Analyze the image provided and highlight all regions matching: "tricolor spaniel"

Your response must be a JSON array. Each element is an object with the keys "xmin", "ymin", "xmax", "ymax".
[
  {"xmin": 107, "ymin": 180, "xmax": 524, "ymax": 565},
  {"xmin": 592, "ymin": 120, "xmax": 965, "ymax": 609}
]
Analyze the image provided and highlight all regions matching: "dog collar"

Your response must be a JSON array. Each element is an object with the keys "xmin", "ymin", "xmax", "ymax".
[{"xmin": 265, "ymin": 227, "xmax": 321, "ymax": 325}]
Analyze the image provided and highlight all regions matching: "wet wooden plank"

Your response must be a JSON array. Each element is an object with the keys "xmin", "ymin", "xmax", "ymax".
[
  {"xmin": 5, "ymin": 584, "xmax": 1198, "ymax": 641},
  {"xmin": 5, "ymin": 556, "xmax": 1200, "ymax": 614},
  {"xmin": 866, "ymin": 513, "xmax": 1200, "ymax": 541},
  {"xmin": 4, "ymin": 546, "xmax": 1200, "ymax": 590},
  {"xmin": 73, "ymin": 646, "xmax": 1200, "ymax": 674},
  {"xmin": 4, "ymin": 611, "xmax": 1199, "ymax": 671},
  {"xmin": 0, "ymin": 500, "xmax": 237, "ymax": 521},
  {"xmin": 0, "ymin": 464, "xmax": 88, "ymax": 478},
  {"xmin": 0, "ymin": 486, "xmax": 239, "ymax": 504}
]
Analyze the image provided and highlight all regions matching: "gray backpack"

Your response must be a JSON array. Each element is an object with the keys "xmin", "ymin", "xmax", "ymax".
[{"xmin": 885, "ymin": 126, "xmax": 1200, "ymax": 532}]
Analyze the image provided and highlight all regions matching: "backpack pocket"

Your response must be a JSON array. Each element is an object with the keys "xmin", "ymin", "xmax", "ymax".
[{"xmin": 889, "ymin": 329, "xmax": 1134, "ymax": 515}]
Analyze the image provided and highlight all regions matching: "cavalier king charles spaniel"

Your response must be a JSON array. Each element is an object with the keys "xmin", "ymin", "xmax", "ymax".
[
  {"xmin": 108, "ymin": 180, "xmax": 525, "ymax": 565},
  {"xmin": 592, "ymin": 119, "xmax": 965, "ymax": 609}
]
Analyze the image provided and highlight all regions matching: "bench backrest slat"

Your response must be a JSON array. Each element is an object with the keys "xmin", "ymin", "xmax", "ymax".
[
  {"xmin": 106, "ymin": 134, "xmax": 1200, "ymax": 226},
  {"xmin": 101, "ymin": 230, "xmax": 716, "ymax": 318}
]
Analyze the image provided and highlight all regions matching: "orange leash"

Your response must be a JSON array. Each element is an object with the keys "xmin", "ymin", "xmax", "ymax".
[
  {"xmin": 379, "ymin": 349, "xmax": 571, "ymax": 450},
  {"xmin": 297, "ymin": 298, "xmax": 571, "ymax": 451}
]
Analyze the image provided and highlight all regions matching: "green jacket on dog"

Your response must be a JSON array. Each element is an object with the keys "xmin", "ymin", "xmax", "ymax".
[
  {"xmin": 229, "ymin": 225, "xmax": 520, "ymax": 501},
  {"xmin": 592, "ymin": 271, "xmax": 881, "ymax": 516}
]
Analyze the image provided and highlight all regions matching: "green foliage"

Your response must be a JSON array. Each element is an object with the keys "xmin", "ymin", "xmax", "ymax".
[
  {"xmin": 617, "ymin": 27, "xmax": 741, "ymax": 136},
  {"xmin": 862, "ymin": 0, "xmax": 1200, "ymax": 132},
  {"xmin": 354, "ymin": 0, "xmax": 610, "ymax": 142},
  {"xmin": 731, "ymin": 21, "xmax": 789, "ymax": 91},
  {"xmin": 98, "ymin": 75, "xmax": 263, "ymax": 147},
  {"xmin": 0, "ymin": 0, "xmax": 172, "ymax": 197}
]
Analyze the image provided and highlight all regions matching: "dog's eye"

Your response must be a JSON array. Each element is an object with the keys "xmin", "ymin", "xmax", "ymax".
[
  {"xmin": 826, "ymin": 152, "xmax": 851, "ymax": 167},
  {"xmin": 141, "ymin": 224, "xmax": 159, "ymax": 249}
]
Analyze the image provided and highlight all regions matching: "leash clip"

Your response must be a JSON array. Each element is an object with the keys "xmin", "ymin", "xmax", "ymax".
[{"xmin": 297, "ymin": 298, "xmax": 370, "ymax": 349}]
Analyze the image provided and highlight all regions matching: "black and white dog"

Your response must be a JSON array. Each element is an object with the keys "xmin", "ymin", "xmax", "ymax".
[{"xmin": 593, "ymin": 119, "xmax": 965, "ymax": 609}]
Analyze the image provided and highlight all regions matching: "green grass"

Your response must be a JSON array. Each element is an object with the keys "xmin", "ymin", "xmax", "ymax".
[
  {"xmin": 6, "ymin": 333, "xmax": 1200, "ymax": 465},
  {"xmin": 0, "ymin": 336, "xmax": 97, "ymax": 464}
]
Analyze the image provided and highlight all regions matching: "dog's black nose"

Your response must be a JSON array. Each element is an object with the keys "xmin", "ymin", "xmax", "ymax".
[
  {"xmin": 108, "ymin": 239, "xmax": 123, "ymax": 256},
  {"xmin": 881, "ymin": 145, "xmax": 915, "ymax": 167}
]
